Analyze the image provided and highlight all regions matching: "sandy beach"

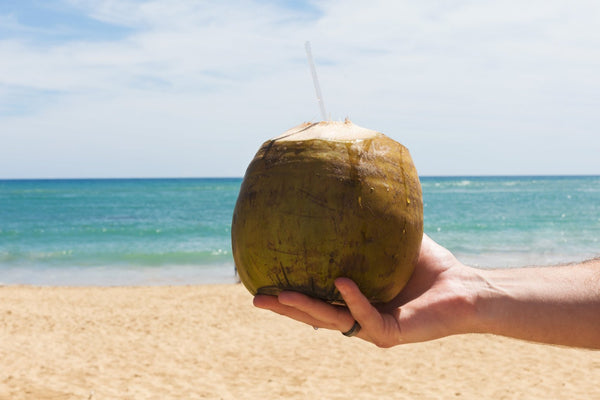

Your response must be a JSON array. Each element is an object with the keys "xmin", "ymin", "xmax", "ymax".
[{"xmin": 1, "ymin": 283, "xmax": 598, "ymax": 400}]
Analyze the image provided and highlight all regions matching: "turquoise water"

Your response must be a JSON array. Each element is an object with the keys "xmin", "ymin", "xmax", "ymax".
[
  {"xmin": 1, "ymin": 176, "xmax": 598, "ymax": 285},
  {"xmin": 0, "ymin": 178, "xmax": 240, "ymax": 285},
  {"xmin": 422, "ymin": 176, "xmax": 600, "ymax": 267}
]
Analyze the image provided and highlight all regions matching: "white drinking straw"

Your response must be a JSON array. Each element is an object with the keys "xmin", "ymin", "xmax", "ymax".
[{"xmin": 305, "ymin": 41, "xmax": 328, "ymax": 121}]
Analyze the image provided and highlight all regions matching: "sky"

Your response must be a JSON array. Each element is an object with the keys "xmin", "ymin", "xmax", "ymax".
[{"xmin": 1, "ymin": 0, "xmax": 599, "ymax": 179}]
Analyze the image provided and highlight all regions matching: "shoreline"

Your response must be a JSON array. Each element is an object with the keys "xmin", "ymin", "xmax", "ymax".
[
  {"xmin": 3, "ymin": 245, "xmax": 599, "ymax": 287},
  {"xmin": 1, "ymin": 284, "xmax": 598, "ymax": 399},
  {"xmin": 0, "ymin": 264, "xmax": 239, "ymax": 287}
]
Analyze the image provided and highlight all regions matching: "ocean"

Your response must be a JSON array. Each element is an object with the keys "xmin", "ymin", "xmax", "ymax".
[{"xmin": 1, "ymin": 176, "xmax": 599, "ymax": 286}]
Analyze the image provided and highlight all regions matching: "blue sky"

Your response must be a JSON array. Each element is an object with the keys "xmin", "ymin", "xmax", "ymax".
[{"xmin": 1, "ymin": 0, "xmax": 599, "ymax": 178}]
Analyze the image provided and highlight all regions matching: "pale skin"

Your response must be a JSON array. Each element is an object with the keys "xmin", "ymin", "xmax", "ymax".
[{"xmin": 254, "ymin": 234, "xmax": 600, "ymax": 349}]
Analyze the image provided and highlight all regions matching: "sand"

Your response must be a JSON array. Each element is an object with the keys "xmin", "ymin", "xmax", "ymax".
[{"xmin": 0, "ymin": 284, "xmax": 598, "ymax": 400}]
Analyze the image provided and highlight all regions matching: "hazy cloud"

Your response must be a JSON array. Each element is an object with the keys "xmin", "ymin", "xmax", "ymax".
[{"xmin": 1, "ymin": 0, "xmax": 599, "ymax": 178}]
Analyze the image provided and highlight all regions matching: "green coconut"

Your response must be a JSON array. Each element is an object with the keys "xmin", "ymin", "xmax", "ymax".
[{"xmin": 231, "ymin": 120, "xmax": 423, "ymax": 304}]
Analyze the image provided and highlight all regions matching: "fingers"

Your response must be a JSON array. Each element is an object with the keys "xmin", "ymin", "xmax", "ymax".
[
  {"xmin": 254, "ymin": 291, "xmax": 356, "ymax": 332},
  {"xmin": 254, "ymin": 293, "xmax": 351, "ymax": 330},
  {"xmin": 278, "ymin": 291, "xmax": 355, "ymax": 331},
  {"xmin": 254, "ymin": 281, "xmax": 403, "ymax": 347},
  {"xmin": 253, "ymin": 294, "xmax": 317, "ymax": 325},
  {"xmin": 335, "ymin": 278, "xmax": 384, "ymax": 333}
]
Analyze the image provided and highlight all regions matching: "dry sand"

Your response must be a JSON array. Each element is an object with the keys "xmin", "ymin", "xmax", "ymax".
[{"xmin": 0, "ymin": 284, "xmax": 598, "ymax": 400}]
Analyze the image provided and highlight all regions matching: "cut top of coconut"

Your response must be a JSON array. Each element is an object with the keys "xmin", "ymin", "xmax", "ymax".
[{"xmin": 273, "ymin": 120, "xmax": 382, "ymax": 142}]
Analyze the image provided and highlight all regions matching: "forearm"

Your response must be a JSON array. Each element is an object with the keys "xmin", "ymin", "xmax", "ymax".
[{"xmin": 472, "ymin": 259, "xmax": 600, "ymax": 349}]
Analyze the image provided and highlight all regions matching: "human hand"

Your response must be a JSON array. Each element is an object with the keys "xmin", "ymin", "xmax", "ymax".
[{"xmin": 253, "ymin": 234, "xmax": 481, "ymax": 347}]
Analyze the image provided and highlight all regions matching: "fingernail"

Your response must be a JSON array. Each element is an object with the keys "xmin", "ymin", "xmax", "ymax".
[
  {"xmin": 277, "ymin": 291, "xmax": 293, "ymax": 305},
  {"xmin": 334, "ymin": 279, "xmax": 347, "ymax": 294}
]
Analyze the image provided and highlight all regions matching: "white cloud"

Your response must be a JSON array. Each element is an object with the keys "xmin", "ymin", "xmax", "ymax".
[{"xmin": 1, "ymin": 0, "xmax": 599, "ymax": 178}]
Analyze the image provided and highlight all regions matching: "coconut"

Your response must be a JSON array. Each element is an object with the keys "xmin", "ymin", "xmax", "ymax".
[{"xmin": 231, "ymin": 120, "xmax": 423, "ymax": 304}]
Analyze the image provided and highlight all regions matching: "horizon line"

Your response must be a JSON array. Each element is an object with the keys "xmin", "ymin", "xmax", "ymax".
[{"xmin": 1, "ymin": 174, "xmax": 599, "ymax": 181}]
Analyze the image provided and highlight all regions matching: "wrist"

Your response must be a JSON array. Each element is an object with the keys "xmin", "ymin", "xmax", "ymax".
[
  {"xmin": 455, "ymin": 266, "xmax": 503, "ymax": 336},
  {"xmin": 468, "ymin": 267, "xmax": 522, "ymax": 337},
  {"xmin": 433, "ymin": 262, "xmax": 494, "ymax": 337}
]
